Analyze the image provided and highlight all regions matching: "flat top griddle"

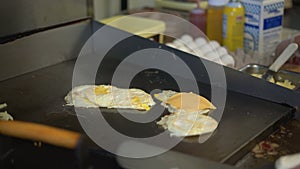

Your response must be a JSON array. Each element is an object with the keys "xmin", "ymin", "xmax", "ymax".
[
  {"xmin": 0, "ymin": 59, "xmax": 294, "ymax": 168},
  {"xmin": 0, "ymin": 22, "xmax": 298, "ymax": 169}
]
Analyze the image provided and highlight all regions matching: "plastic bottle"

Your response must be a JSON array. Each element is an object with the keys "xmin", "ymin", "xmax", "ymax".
[
  {"xmin": 222, "ymin": 0, "xmax": 245, "ymax": 52},
  {"xmin": 206, "ymin": 0, "xmax": 228, "ymax": 44},
  {"xmin": 189, "ymin": 0, "xmax": 206, "ymax": 35}
]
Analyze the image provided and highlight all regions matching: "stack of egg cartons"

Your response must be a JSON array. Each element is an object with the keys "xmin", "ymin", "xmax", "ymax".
[{"xmin": 166, "ymin": 34, "xmax": 235, "ymax": 67}]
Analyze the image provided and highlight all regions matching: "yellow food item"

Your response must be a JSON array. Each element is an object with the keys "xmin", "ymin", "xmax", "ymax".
[
  {"xmin": 166, "ymin": 92, "xmax": 216, "ymax": 112},
  {"xmin": 95, "ymin": 85, "xmax": 111, "ymax": 95},
  {"xmin": 65, "ymin": 85, "xmax": 155, "ymax": 111},
  {"xmin": 251, "ymin": 73, "xmax": 296, "ymax": 90},
  {"xmin": 131, "ymin": 96, "xmax": 151, "ymax": 111},
  {"xmin": 155, "ymin": 91, "xmax": 216, "ymax": 114},
  {"xmin": 276, "ymin": 80, "xmax": 296, "ymax": 90}
]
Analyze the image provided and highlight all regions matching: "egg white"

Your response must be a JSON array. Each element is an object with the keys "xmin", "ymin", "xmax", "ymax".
[
  {"xmin": 155, "ymin": 90, "xmax": 218, "ymax": 137},
  {"xmin": 157, "ymin": 112, "xmax": 218, "ymax": 137},
  {"xmin": 65, "ymin": 85, "xmax": 155, "ymax": 111}
]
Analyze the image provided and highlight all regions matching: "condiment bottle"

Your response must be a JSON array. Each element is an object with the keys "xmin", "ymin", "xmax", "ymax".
[
  {"xmin": 223, "ymin": 0, "xmax": 245, "ymax": 52},
  {"xmin": 206, "ymin": 0, "xmax": 228, "ymax": 44},
  {"xmin": 189, "ymin": 0, "xmax": 206, "ymax": 34}
]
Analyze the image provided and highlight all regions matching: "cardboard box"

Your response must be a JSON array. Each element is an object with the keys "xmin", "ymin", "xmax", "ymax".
[{"xmin": 241, "ymin": 0, "xmax": 285, "ymax": 56}]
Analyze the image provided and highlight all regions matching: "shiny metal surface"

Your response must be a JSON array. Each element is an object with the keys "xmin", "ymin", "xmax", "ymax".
[
  {"xmin": 0, "ymin": 22, "xmax": 297, "ymax": 168},
  {"xmin": 239, "ymin": 64, "xmax": 300, "ymax": 91},
  {"xmin": 117, "ymin": 148, "xmax": 236, "ymax": 169},
  {"xmin": 0, "ymin": 20, "xmax": 92, "ymax": 82},
  {"xmin": 0, "ymin": 59, "xmax": 293, "ymax": 168},
  {"xmin": 0, "ymin": 0, "xmax": 88, "ymax": 38}
]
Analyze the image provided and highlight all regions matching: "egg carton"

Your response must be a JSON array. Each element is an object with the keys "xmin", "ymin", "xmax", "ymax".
[{"xmin": 165, "ymin": 34, "xmax": 235, "ymax": 68}]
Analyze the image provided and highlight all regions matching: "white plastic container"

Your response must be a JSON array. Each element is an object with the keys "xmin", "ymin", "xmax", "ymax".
[{"xmin": 241, "ymin": 0, "xmax": 285, "ymax": 56}]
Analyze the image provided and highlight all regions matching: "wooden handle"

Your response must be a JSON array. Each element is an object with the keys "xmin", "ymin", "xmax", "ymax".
[{"xmin": 0, "ymin": 120, "xmax": 81, "ymax": 149}]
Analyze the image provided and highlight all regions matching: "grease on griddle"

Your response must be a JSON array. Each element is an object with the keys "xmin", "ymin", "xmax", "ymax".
[{"xmin": 252, "ymin": 124, "xmax": 297, "ymax": 160}]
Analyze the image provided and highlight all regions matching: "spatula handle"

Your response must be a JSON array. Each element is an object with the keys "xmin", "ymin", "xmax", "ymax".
[
  {"xmin": 269, "ymin": 43, "xmax": 298, "ymax": 72},
  {"xmin": 0, "ymin": 120, "xmax": 81, "ymax": 149}
]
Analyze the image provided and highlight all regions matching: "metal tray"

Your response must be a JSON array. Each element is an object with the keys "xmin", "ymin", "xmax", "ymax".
[{"xmin": 239, "ymin": 64, "xmax": 300, "ymax": 90}]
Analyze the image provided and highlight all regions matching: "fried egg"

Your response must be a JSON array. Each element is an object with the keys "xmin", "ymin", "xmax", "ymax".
[
  {"xmin": 154, "ymin": 91, "xmax": 216, "ymax": 114},
  {"xmin": 0, "ymin": 111, "xmax": 14, "ymax": 121},
  {"xmin": 65, "ymin": 85, "xmax": 155, "ymax": 111},
  {"xmin": 155, "ymin": 90, "xmax": 218, "ymax": 137},
  {"xmin": 0, "ymin": 103, "xmax": 13, "ymax": 121},
  {"xmin": 157, "ymin": 112, "xmax": 218, "ymax": 137},
  {"xmin": 0, "ymin": 103, "xmax": 7, "ymax": 110}
]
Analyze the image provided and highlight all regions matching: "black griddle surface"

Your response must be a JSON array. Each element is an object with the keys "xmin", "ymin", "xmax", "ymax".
[{"xmin": 0, "ymin": 60, "xmax": 293, "ymax": 167}]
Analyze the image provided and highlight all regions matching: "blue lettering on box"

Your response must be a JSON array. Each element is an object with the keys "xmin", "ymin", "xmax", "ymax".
[
  {"xmin": 245, "ymin": 23, "xmax": 259, "ymax": 29},
  {"xmin": 264, "ymin": 2, "xmax": 285, "ymax": 14},
  {"xmin": 245, "ymin": 14, "xmax": 259, "ymax": 23},
  {"xmin": 263, "ymin": 16, "xmax": 282, "ymax": 30}
]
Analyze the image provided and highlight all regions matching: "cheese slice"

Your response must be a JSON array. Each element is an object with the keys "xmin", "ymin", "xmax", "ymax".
[{"xmin": 166, "ymin": 92, "xmax": 216, "ymax": 113}]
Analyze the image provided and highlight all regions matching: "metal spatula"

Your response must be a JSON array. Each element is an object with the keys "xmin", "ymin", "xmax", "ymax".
[{"xmin": 262, "ymin": 43, "xmax": 298, "ymax": 82}]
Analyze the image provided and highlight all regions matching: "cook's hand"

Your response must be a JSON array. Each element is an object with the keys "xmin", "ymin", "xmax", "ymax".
[{"xmin": 275, "ymin": 153, "xmax": 300, "ymax": 169}]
